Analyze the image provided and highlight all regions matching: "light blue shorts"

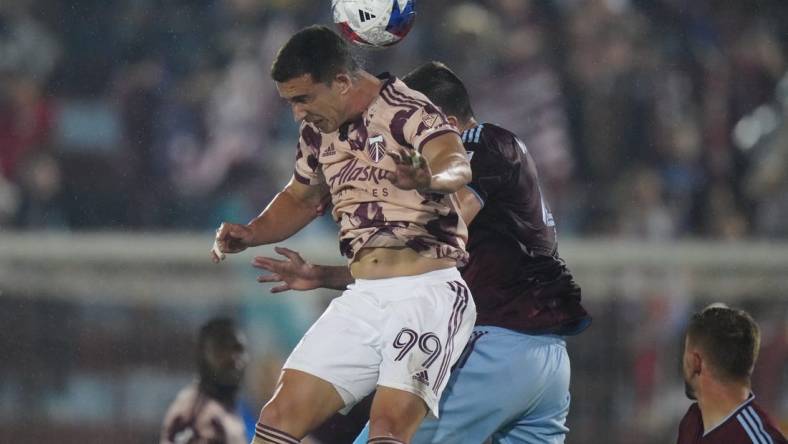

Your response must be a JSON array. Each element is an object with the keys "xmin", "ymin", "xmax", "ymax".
[{"xmin": 354, "ymin": 325, "xmax": 571, "ymax": 444}]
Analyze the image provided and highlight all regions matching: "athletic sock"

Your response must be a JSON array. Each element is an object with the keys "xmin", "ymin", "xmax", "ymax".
[{"xmin": 254, "ymin": 423, "xmax": 300, "ymax": 444}]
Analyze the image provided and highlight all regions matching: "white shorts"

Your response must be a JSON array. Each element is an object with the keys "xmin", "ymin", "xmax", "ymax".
[{"xmin": 283, "ymin": 267, "xmax": 476, "ymax": 418}]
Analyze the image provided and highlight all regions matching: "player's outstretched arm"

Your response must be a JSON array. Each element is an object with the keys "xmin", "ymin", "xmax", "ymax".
[
  {"xmin": 388, "ymin": 132, "xmax": 471, "ymax": 194},
  {"xmin": 253, "ymin": 246, "xmax": 354, "ymax": 292},
  {"xmin": 456, "ymin": 186, "xmax": 483, "ymax": 225},
  {"xmin": 211, "ymin": 177, "xmax": 329, "ymax": 262}
]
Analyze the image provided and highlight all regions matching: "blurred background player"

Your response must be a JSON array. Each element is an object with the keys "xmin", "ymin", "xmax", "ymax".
[
  {"xmin": 212, "ymin": 26, "xmax": 476, "ymax": 444},
  {"xmin": 254, "ymin": 61, "xmax": 591, "ymax": 444},
  {"xmin": 678, "ymin": 304, "xmax": 787, "ymax": 444},
  {"xmin": 160, "ymin": 317, "xmax": 250, "ymax": 444}
]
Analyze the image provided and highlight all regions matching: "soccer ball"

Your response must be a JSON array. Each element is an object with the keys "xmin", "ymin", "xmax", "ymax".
[{"xmin": 332, "ymin": 0, "xmax": 416, "ymax": 48}]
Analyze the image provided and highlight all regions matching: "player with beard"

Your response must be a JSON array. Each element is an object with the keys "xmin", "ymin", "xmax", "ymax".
[
  {"xmin": 161, "ymin": 318, "xmax": 250, "ymax": 444},
  {"xmin": 678, "ymin": 304, "xmax": 786, "ymax": 444},
  {"xmin": 254, "ymin": 62, "xmax": 591, "ymax": 444}
]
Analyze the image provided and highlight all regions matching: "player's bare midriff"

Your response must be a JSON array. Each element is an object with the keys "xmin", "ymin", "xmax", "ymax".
[{"xmin": 350, "ymin": 246, "xmax": 456, "ymax": 279}]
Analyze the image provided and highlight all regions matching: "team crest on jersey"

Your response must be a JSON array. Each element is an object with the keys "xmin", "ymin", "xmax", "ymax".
[
  {"xmin": 367, "ymin": 134, "xmax": 386, "ymax": 163},
  {"xmin": 421, "ymin": 112, "xmax": 439, "ymax": 128}
]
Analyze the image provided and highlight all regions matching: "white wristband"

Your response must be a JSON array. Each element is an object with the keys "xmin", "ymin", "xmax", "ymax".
[{"xmin": 212, "ymin": 240, "xmax": 226, "ymax": 261}]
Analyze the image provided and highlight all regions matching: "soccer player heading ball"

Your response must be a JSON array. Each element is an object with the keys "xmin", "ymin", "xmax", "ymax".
[
  {"xmin": 212, "ymin": 26, "xmax": 476, "ymax": 444},
  {"xmin": 254, "ymin": 61, "xmax": 592, "ymax": 444}
]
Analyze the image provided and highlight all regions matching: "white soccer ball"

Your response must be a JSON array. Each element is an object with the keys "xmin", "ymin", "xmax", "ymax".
[{"xmin": 332, "ymin": 0, "xmax": 417, "ymax": 48}]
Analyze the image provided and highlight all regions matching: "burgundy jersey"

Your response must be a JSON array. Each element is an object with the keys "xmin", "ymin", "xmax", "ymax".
[
  {"xmin": 160, "ymin": 384, "xmax": 247, "ymax": 444},
  {"xmin": 460, "ymin": 123, "xmax": 590, "ymax": 334},
  {"xmin": 677, "ymin": 395, "xmax": 787, "ymax": 444}
]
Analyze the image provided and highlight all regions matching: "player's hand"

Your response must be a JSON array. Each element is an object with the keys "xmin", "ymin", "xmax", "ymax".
[
  {"xmin": 387, "ymin": 146, "xmax": 432, "ymax": 192},
  {"xmin": 252, "ymin": 247, "xmax": 324, "ymax": 293},
  {"xmin": 211, "ymin": 222, "xmax": 254, "ymax": 263},
  {"xmin": 315, "ymin": 193, "xmax": 331, "ymax": 217}
]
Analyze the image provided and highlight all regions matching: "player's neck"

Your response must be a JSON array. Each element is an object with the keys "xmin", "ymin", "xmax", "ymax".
[
  {"xmin": 343, "ymin": 71, "xmax": 382, "ymax": 122},
  {"xmin": 199, "ymin": 379, "xmax": 240, "ymax": 407},
  {"xmin": 697, "ymin": 380, "xmax": 751, "ymax": 432},
  {"xmin": 457, "ymin": 117, "xmax": 479, "ymax": 133}
]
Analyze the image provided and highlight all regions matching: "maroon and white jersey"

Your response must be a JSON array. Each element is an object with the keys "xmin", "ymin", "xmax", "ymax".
[
  {"xmin": 160, "ymin": 384, "xmax": 247, "ymax": 444},
  {"xmin": 293, "ymin": 74, "xmax": 468, "ymax": 265},
  {"xmin": 460, "ymin": 123, "xmax": 589, "ymax": 334},
  {"xmin": 677, "ymin": 394, "xmax": 787, "ymax": 444}
]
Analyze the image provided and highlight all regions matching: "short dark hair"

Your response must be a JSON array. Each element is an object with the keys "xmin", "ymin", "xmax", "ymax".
[
  {"xmin": 197, "ymin": 317, "xmax": 238, "ymax": 355},
  {"xmin": 271, "ymin": 25, "xmax": 359, "ymax": 84},
  {"xmin": 686, "ymin": 305, "xmax": 760, "ymax": 381},
  {"xmin": 402, "ymin": 61, "xmax": 474, "ymax": 123}
]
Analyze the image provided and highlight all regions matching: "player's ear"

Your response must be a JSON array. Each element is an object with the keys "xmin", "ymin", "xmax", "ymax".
[
  {"xmin": 691, "ymin": 351, "xmax": 703, "ymax": 375},
  {"xmin": 333, "ymin": 73, "xmax": 352, "ymax": 95},
  {"xmin": 446, "ymin": 115, "xmax": 460, "ymax": 130}
]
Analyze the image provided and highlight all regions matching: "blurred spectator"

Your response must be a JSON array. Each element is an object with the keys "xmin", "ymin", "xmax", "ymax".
[
  {"xmin": 0, "ymin": 172, "xmax": 19, "ymax": 225},
  {"xmin": 0, "ymin": 2, "xmax": 59, "ymax": 81},
  {"xmin": 452, "ymin": 1, "xmax": 576, "ymax": 216},
  {"xmin": 616, "ymin": 166, "xmax": 677, "ymax": 240},
  {"xmin": 14, "ymin": 151, "xmax": 66, "ymax": 227},
  {"xmin": 0, "ymin": 73, "xmax": 55, "ymax": 182},
  {"xmin": 744, "ymin": 73, "xmax": 788, "ymax": 237}
]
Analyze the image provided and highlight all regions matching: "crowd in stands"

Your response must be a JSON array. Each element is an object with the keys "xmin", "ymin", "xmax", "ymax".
[{"xmin": 1, "ymin": 0, "xmax": 787, "ymax": 239}]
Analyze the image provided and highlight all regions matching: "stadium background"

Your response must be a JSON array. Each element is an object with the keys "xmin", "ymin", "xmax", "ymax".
[{"xmin": 1, "ymin": 0, "xmax": 787, "ymax": 442}]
